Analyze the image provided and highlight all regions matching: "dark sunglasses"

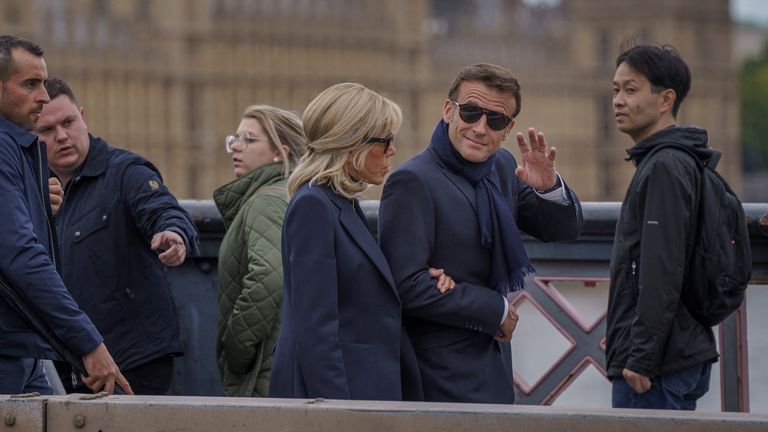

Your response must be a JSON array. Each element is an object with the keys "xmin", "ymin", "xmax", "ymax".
[
  {"xmin": 451, "ymin": 100, "xmax": 513, "ymax": 131},
  {"xmin": 365, "ymin": 134, "xmax": 395, "ymax": 152}
]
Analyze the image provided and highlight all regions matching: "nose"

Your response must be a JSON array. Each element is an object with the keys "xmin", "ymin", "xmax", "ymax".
[
  {"xmin": 471, "ymin": 113, "xmax": 489, "ymax": 134},
  {"xmin": 37, "ymin": 86, "xmax": 50, "ymax": 104},
  {"xmin": 386, "ymin": 142, "xmax": 397, "ymax": 157},
  {"xmin": 613, "ymin": 91, "xmax": 624, "ymax": 108},
  {"xmin": 53, "ymin": 125, "xmax": 68, "ymax": 142},
  {"xmin": 230, "ymin": 137, "xmax": 246, "ymax": 153}
]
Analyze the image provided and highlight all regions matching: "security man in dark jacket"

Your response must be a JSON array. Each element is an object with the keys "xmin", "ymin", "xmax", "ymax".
[
  {"xmin": 608, "ymin": 44, "xmax": 718, "ymax": 410},
  {"xmin": 34, "ymin": 76, "xmax": 199, "ymax": 395},
  {"xmin": 0, "ymin": 35, "xmax": 131, "ymax": 395}
]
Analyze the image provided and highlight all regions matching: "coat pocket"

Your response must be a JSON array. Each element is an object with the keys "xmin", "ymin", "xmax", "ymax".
[{"xmin": 72, "ymin": 206, "xmax": 109, "ymax": 244}]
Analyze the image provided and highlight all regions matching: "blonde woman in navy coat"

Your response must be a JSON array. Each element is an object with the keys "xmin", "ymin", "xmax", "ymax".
[{"xmin": 269, "ymin": 83, "xmax": 453, "ymax": 401}]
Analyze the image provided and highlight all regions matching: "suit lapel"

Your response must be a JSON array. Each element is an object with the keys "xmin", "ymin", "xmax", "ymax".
[
  {"xmin": 324, "ymin": 188, "xmax": 398, "ymax": 294},
  {"xmin": 441, "ymin": 169, "xmax": 478, "ymax": 215},
  {"xmin": 427, "ymin": 148, "xmax": 479, "ymax": 215}
]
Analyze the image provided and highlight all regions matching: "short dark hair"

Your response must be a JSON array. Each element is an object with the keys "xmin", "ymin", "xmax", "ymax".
[
  {"xmin": 0, "ymin": 35, "xmax": 44, "ymax": 81},
  {"xmin": 616, "ymin": 44, "xmax": 691, "ymax": 117},
  {"xmin": 447, "ymin": 63, "xmax": 522, "ymax": 118},
  {"xmin": 45, "ymin": 76, "xmax": 79, "ymax": 105}
]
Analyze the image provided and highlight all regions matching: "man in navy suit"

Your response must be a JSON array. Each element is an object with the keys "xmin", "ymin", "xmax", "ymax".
[{"xmin": 379, "ymin": 63, "xmax": 583, "ymax": 403}]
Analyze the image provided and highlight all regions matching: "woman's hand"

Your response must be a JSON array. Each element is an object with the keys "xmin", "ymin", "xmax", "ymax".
[{"xmin": 428, "ymin": 267, "xmax": 456, "ymax": 294}]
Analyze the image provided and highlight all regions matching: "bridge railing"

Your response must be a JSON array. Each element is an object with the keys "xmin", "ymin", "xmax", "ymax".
[{"xmin": 169, "ymin": 201, "xmax": 768, "ymax": 412}]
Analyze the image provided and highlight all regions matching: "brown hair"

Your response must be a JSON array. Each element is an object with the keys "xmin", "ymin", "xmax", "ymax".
[{"xmin": 447, "ymin": 63, "xmax": 522, "ymax": 118}]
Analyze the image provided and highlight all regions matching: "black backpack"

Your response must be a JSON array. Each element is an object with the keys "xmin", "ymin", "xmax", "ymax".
[{"xmin": 649, "ymin": 144, "xmax": 752, "ymax": 327}]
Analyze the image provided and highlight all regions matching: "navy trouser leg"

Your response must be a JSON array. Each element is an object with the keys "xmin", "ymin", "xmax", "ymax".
[
  {"xmin": 612, "ymin": 361, "xmax": 712, "ymax": 410},
  {"xmin": 0, "ymin": 355, "xmax": 54, "ymax": 395}
]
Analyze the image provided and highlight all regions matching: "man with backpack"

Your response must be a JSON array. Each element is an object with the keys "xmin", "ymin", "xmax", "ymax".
[{"xmin": 606, "ymin": 44, "xmax": 739, "ymax": 410}]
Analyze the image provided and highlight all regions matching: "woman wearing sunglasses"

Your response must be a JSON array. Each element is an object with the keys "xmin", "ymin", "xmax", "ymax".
[
  {"xmin": 268, "ymin": 83, "xmax": 453, "ymax": 401},
  {"xmin": 214, "ymin": 105, "xmax": 308, "ymax": 397}
]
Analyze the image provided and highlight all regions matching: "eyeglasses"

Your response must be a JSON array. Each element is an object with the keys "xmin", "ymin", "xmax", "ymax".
[
  {"xmin": 451, "ymin": 100, "xmax": 513, "ymax": 131},
  {"xmin": 225, "ymin": 132, "xmax": 259, "ymax": 153},
  {"xmin": 365, "ymin": 134, "xmax": 395, "ymax": 152}
]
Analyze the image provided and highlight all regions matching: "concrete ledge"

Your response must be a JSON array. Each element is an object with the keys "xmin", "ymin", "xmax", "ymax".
[
  {"xmin": 0, "ymin": 396, "xmax": 44, "ymax": 432},
  {"xmin": 4, "ymin": 395, "xmax": 768, "ymax": 432}
]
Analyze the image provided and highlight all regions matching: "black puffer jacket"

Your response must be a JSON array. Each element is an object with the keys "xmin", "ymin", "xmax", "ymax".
[{"xmin": 606, "ymin": 126, "xmax": 719, "ymax": 379}]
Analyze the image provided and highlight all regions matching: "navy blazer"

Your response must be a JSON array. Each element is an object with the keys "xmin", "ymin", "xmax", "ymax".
[
  {"xmin": 378, "ymin": 147, "xmax": 583, "ymax": 404},
  {"xmin": 269, "ymin": 183, "xmax": 412, "ymax": 401}
]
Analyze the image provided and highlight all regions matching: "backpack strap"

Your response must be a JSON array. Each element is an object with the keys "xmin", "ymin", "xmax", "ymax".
[{"xmin": 706, "ymin": 149, "xmax": 722, "ymax": 170}]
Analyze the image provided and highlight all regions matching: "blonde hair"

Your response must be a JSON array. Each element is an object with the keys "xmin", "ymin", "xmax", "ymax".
[
  {"xmin": 241, "ymin": 105, "xmax": 308, "ymax": 178},
  {"xmin": 287, "ymin": 83, "xmax": 402, "ymax": 199}
]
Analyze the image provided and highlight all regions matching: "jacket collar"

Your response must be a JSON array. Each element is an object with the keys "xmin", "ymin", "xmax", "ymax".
[
  {"xmin": 0, "ymin": 116, "xmax": 38, "ymax": 148},
  {"xmin": 75, "ymin": 134, "xmax": 110, "ymax": 178},
  {"xmin": 319, "ymin": 185, "xmax": 398, "ymax": 295},
  {"xmin": 213, "ymin": 163, "xmax": 286, "ymax": 227},
  {"xmin": 625, "ymin": 125, "xmax": 713, "ymax": 165}
]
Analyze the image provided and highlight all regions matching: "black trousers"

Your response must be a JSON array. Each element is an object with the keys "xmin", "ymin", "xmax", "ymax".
[{"xmin": 56, "ymin": 355, "xmax": 174, "ymax": 395}]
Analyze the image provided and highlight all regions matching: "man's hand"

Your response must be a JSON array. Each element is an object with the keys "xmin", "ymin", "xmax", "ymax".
[
  {"xmin": 622, "ymin": 368, "xmax": 652, "ymax": 394},
  {"xmin": 81, "ymin": 343, "xmax": 134, "ymax": 395},
  {"xmin": 428, "ymin": 267, "xmax": 456, "ymax": 293},
  {"xmin": 514, "ymin": 127, "xmax": 557, "ymax": 191},
  {"xmin": 494, "ymin": 304, "xmax": 519, "ymax": 342},
  {"xmin": 151, "ymin": 231, "xmax": 187, "ymax": 266},
  {"xmin": 49, "ymin": 177, "xmax": 63, "ymax": 215}
]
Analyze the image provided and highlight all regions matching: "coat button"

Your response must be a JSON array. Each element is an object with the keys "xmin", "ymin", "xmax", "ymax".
[
  {"xmin": 102, "ymin": 215, "xmax": 107, "ymax": 221},
  {"xmin": 74, "ymin": 231, "xmax": 81, "ymax": 238}
]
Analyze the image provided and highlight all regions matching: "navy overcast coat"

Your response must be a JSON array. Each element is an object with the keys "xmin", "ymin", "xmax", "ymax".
[
  {"xmin": 269, "ymin": 183, "xmax": 414, "ymax": 401},
  {"xmin": 378, "ymin": 147, "xmax": 582, "ymax": 403}
]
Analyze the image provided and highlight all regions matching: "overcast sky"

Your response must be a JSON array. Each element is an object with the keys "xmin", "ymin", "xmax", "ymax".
[{"xmin": 732, "ymin": 0, "xmax": 768, "ymax": 25}]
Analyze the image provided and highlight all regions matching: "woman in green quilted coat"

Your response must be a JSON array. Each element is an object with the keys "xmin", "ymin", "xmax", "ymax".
[{"xmin": 214, "ymin": 105, "xmax": 308, "ymax": 396}]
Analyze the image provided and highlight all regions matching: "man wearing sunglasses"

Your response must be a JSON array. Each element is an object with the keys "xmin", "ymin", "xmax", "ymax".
[{"xmin": 379, "ymin": 63, "xmax": 583, "ymax": 403}]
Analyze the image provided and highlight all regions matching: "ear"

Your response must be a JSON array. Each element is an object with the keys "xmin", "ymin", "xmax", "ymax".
[
  {"xmin": 79, "ymin": 106, "xmax": 89, "ymax": 131},
  {"xmin": 280, "ymin": 144, "xmax": 290, "ymax": 158},
  {"xmin": 659, "ymin": 88, "xmax": 677, "ymax": 116},
  {"xmin": 442, "ymin": 99, "xmax": 454, "ymax": 124}
]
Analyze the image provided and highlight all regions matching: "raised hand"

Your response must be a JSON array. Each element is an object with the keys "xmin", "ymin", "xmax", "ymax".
[{"xmin": 514, "ymin": 127, "xmax": 557, "ymax": 191}]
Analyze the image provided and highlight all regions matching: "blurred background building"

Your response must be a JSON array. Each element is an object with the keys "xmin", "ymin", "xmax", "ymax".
[{"xmin": 3, "ymin": 0, "xmax": 762, "ymax": 201}]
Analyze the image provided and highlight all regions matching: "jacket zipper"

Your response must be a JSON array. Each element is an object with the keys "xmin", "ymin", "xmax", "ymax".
[{"xmin": 631, "ymin": 260, "xmax": 636, "ymax": 275}]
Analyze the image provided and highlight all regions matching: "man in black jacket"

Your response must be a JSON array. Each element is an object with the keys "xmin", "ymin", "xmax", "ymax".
[{"xmin": 607, "ymin": 44, "xmax": 718, "ymax": 410}]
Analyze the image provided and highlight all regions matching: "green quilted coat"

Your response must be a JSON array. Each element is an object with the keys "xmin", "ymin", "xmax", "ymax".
[{"xmin": 214, "ymin": 163, "xmax": 288, "ymax": 397}]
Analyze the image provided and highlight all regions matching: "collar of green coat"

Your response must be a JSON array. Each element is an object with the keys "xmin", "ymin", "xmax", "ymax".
[{"xmin": 213, "ymin": 162, "xmax": 286, "ymax": 227}]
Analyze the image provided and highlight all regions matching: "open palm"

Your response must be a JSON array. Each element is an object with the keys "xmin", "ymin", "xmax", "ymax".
[{"xmin": 514, "ymin": 127, "xmax": 557, "ymax": 191}]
